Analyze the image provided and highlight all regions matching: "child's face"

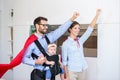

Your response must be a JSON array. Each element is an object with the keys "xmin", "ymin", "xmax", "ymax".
[{"xmin": 48, "ymin": 46, "xmax": 56, "ymax": 55}]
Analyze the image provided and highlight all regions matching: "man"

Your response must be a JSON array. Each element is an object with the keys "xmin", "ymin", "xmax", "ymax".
[{"xmin": 22, "ymin": 12, "xmax": 79, "ymax": 80}]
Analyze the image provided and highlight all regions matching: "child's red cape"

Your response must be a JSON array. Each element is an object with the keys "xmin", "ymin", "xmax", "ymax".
[{"xmin": 0, "ymin": 34, "xmax": 37, "ymax": 78}]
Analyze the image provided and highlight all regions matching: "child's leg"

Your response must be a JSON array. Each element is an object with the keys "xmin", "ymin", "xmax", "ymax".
[{"xmin": 46, "ymin": 69, "xmax": 52, "ymax": 80}]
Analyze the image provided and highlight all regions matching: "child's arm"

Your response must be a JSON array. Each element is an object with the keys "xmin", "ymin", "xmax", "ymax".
[{"xmin": 45, "ymin": 59, "xmax": 55, "ymax": 65}]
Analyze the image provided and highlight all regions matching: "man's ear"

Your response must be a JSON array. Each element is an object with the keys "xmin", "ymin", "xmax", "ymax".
[{"xmin": 35, "ymin": 24, "xmax": 39, "ymax": 29}]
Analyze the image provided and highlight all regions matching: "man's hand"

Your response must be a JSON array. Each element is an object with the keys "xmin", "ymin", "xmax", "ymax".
[
  {"xmin": 35, "ymin": 56, "xmax": 46, "ymax": 65},
  {"xmin": 70, "ymin": 11, "xmax": 79, "ymax": 21}
]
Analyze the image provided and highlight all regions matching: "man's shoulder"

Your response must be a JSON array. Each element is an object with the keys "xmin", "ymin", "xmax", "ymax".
[
  {"xmin": 23, "ymin": 34, "xmax": 37, "ymax": 47},
  {"xmin": 27, "ymin": 34, "xmax": 38, "ymax": 41}
]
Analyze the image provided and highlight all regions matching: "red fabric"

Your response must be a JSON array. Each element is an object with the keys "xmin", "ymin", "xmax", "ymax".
[
  {"xmin": 0, "ymin": 34, "xmax": 38, "ymax": 78},
  {"xmin": 74, "ymin": 38, "xmax": 80, "ymax": 47},
  {"xmin": 60, "ymin": 51, "xmax": 62, "ymax": 62}
]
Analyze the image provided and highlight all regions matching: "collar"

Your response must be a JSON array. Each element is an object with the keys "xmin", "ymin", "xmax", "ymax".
[
  {"xmin": 34, "ymin": 33, "xmax": 45, "ymax": 39},
  {"xmin": 68, "ymin": 36, "xmax": 79, "ymax": 41}
]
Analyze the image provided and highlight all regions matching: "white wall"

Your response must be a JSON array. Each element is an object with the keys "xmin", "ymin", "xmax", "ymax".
[
  {"xmin": 13, "ymin": 25, "xmax": 33, "ymax": 80},
  {"xmin": 0, "ymin": 0, "xmax": 2, "ymax": 63},
  {"xmin": 98, "ymin": 24, "xmax": 120, "ymax": 80},
  {"xmin": 0, "ymin": 0, "xmax": 13, "ymax": 63},
  {"xmin": 0, "ymin": 0, "xmax": 13, "ymax": 80},
  {"xmin": 0, "ymin": 0, "xmax": 120, "ymax": 80},
  {"xmin": 13, "ymin": 0, "xmax": 98, "ymax": 25},
  {"xmin": 97, "ymin": 0, "xmax": 120, "ymax": 79}
]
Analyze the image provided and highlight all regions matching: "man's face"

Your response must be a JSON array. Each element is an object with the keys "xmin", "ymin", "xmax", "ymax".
[{"xmin": 36, "ymin": 20, "xmax": 48, "ymax": 34}]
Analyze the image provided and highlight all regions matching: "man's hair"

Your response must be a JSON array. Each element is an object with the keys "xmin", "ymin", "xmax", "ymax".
[
  {"xmin": 34, "ymin": 16, "xmax": 48, "ymax": 27},
  {"xmin": 48, "ymin": 43, "xmax": 57, "ymax": 49}
]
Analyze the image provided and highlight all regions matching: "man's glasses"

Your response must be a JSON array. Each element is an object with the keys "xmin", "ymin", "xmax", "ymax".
[{"xmin": 39, "ymin": 24, "xmax": 49, "ymax": 27}]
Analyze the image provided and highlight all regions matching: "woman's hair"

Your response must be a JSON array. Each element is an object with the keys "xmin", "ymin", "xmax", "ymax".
[{"xmin": 68, "ymin": 21, "xmax": 80, "ymax": 33}]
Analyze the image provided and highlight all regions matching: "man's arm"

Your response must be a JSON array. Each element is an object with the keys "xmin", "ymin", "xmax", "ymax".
[
  {"xmin": 70, "ymin": 12, "xmax": 80, "ymax": 22},
  {"xmin": 47, "ymin": 12, "xmax": 79, "ymax": 43},
  {"xmin": 35, "ymin": 55, "xmax": 46, "ymax": 65}
]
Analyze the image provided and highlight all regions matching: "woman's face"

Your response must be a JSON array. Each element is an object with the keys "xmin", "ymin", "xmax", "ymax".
[{"xmin": 69, "ymin": 24, "xmax": 80, "ymax": 37}]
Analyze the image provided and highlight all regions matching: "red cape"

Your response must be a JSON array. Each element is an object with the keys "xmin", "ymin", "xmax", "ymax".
[{"xmin": 0, "ymin": 34, "xmax": 38, "ymax": 78}]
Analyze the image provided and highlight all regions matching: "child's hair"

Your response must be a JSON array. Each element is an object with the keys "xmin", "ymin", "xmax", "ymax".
[{"xmin": 48, "ymin": 43, "xmax": 57, "ymax": 49}]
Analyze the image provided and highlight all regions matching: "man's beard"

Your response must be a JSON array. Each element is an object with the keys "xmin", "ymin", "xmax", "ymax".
[
  {"xmin": 40, "ymin": 31, "xmax": 46, "ymax": 34},
  {"xmin": 39, "ymin": 30, "xmax": 47, "ymax": 34},
  {"xmin": 38, "ymin": 27, "xmax": 48, "ymax": 34}
]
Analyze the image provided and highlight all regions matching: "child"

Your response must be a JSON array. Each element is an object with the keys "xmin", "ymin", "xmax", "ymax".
[{"xmin": 39, "ymin": 43, "xmax": 65, "ymax": 80}]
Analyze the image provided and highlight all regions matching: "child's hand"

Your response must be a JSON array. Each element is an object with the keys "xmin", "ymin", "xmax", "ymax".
[{"xmin": 50, "ymin": 61, "xmax": 55, "ymax": 65}]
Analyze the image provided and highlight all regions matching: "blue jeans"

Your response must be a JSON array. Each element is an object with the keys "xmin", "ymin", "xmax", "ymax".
[
  {"xmin": 45, "ymin": 67, "xmax": 64, "ymax": 79},
  {"xmin": 46, "ymin": 69, "xmax": 51, "ymax": 79}
]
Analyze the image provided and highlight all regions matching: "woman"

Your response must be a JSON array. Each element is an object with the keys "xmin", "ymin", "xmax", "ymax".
[{"xmin": 62, "ymin": 9, "xmax": 101, "ymax": 80}]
